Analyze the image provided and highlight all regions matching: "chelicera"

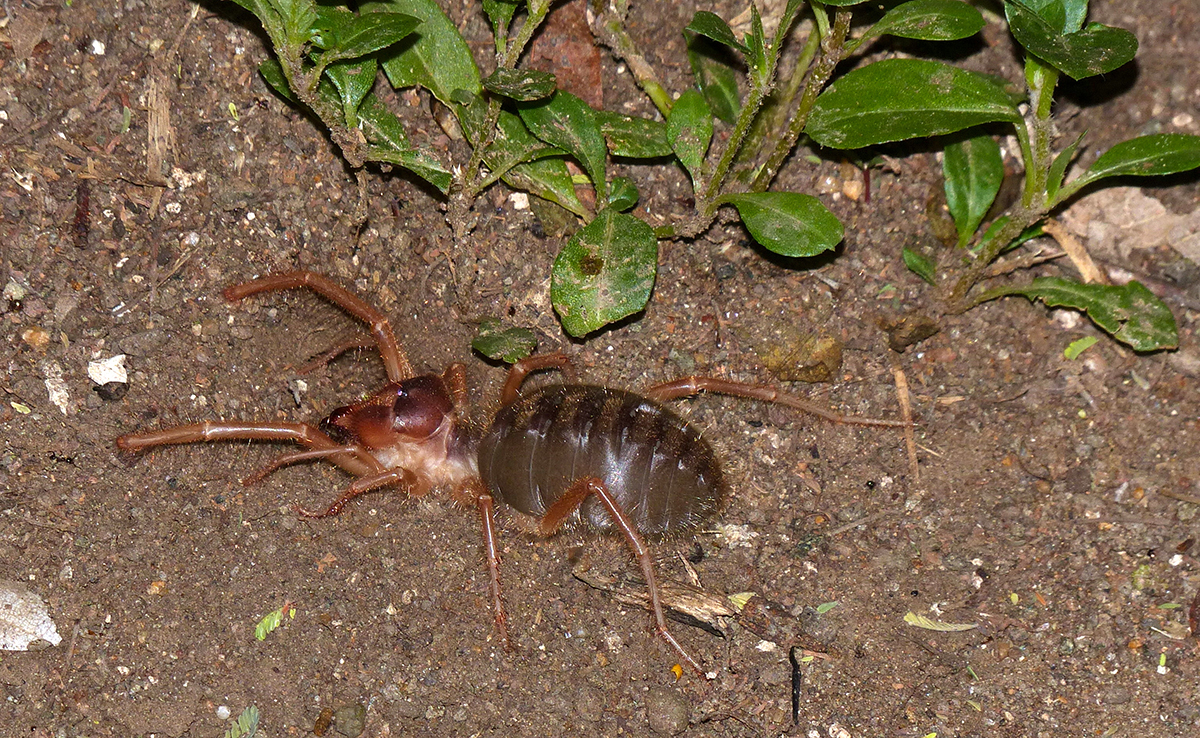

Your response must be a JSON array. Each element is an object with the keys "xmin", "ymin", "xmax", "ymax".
[{"xmin": 116, "ymin": 271, "xmax": 908, "ymax": 677}]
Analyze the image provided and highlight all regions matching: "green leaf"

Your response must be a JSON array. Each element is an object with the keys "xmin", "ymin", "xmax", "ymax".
[
  {"xmin": 259, "ymin": 57, "xmax": 344, "ymax": 120},
  {"xmin": 317, "ymin": 11, "xmax": 420, "ymax": 61},
  {"xmin": 744, "ymin": 3, "xmax": 768, "ymax": 80},
  {"xmin": 269, "ymin": 0, "xmax": 318, "ymax": 48},
  {"xmin": 259, "ymin": 58, "xmax": 297, "ymax": 102},
  {"xmin": 325, "ymin": 58, "xmax": 377, "ymax": 124},
  {"xmin": 999, "ymin": 278, "xmax": 1178, "ymax": 351},
  {"xmin": 1005, "ymin": 4, "xmax": 1137, "ymax": 80},
  {"xmin": 902, "ymin": 247, "xmax": 938, "ymax": 284},
  {"xmin": 1063, "ymin": 335, "xmax": 1098, "ymax": 360},
  {"xmin": 224, "ymin": 705, "xmax": 260, "ymax": 738},
  {"xmin": 815, "ymin": 601, "xmax": 840, "ymax": 614},
  {"xmin": 607, "ymin": 177, "xmax": 639, "ymax": 212},
  {"xmin": 371, "ymin": 0, "xmax": 481, "ymax": 104},
  {"xmin": 943, "ymin": 134, "xmax": 1003, "ymax": 248},
  {"xmin": 1012, "ymin": 0, "xmax": 1087, "ymax": 33},
  {"xmin": 459, "ymin": 93, "xmax": 564, "ymax": 177},
  {"xmin": 975, "ymin": 218, "xmax": 1043, "ymax": 255},
  {"xmin": 505, "ymin": 157, "xmax": 589, "ymax": 218},
  {"xmin": 685, "ymin": 10, "xmax": 749, "ymax": 53},
  {"xmin": 483, "ymin": 68, "xmax": 557, "ymax": 101},
  {"xmin": 686, "ymin": 32, "xmax": 739, "ymax": 125},
  {"xmin": 807, "ymin": 59, "xmax": 1022, "ymax": 149},
  {"xmin": 667, "ymin": 88, "xmax": 713, "ymax": 187},
  {"xmin": 482, "ymin": 0, "xmax": 518, "ymax": 42},
  {"xmin": 309, "ymin": 6, "xmax": 352, "ymax": 51},
  {"xmin": 1046, "ymin": 129, "xmax": 1085, "ymax": 202},
  {"xmin": 595, "ymin": 111, "xmax": 672, "ymax": 158},
  {"xmin": 551, "ymin": 210, "xmax": 657, "ymax": 336},
  {"xmin": 472, "ymin": 319, "xmax": 537, "ymax": 362},
  {"xmin": 254, "ymin": 604, "xmax": 293, "ymax": 640},
  {"xmin": 685, "ymin": 32, "xmax": 742, "ymax": 125},
  {"xmin": 861, "ymin": 0, "xmax": 985, "ymax": 43},
  {"xmin": 518, "ymin": 91, "xmax": 609, "ymax": 200},
  {"xmin": 1066, "ymin": 134, "xmax": 1200, "ymax": 196},
  {"xmin": 358, "ymin": 95, "xmax": 452, "ymax": 192},
  {"xmin": 720, "ymin": 192, "xmax": 843, "ymax": 257}
]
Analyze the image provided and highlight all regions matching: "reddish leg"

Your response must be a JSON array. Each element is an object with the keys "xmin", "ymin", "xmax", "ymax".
[
  {"xmin": 644, "ymin": 375, "xmax": 912, "ymax": 428},
  {"xmin": 223, "ymin": 271, "xmax": 413, "ymax": 382},
  {"xmin": 116, "ymin": 421, "xmax": 380, "ymax": 477},
  {"xmin": 296, "ymin": 336, "xmax": 377, "ymax": 375},
  {"xmin": 501, "ymin": 353, "xmax": 577, "ymax": 405},
  {"xmin": 458, "ymin": 479, "xmax": 511, "ymax": 650},
  {"xmin": 297, "ymin": 467, "xmax": 419, "ymax": 518},
  {"xmin": 541, "ymin": 477, "xmax": 709, "ymax": 678},
  {"xmin": 241, "ymin": 445, "xmax": 380, "ymax": 487}
]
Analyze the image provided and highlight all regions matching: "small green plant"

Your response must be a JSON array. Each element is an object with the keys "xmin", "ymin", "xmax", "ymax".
[
  {"xmin": 224, "ymin": 705, "xmax": 260, "ymax": 738},
  {"xmin": 225, "ymin": 0, "xmax": 1198, "ymax": 350},
  {"xmin": 218, "ymin": 0, "xmax": 991, "ymax": 342},
  {"xmin": 807, "ymin": 0, "xmax": 1200, "ymax": 351}
]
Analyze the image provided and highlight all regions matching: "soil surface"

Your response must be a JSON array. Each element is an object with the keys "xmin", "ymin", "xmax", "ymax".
[{"xmin": 2, "ymin": 1, "xmax": 1199, "ymax": 736}]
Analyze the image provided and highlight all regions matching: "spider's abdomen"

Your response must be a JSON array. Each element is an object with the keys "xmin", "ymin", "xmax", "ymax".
[{"xmin": 477, "ymin": 385, "xmax": 726, "ymax": 537}]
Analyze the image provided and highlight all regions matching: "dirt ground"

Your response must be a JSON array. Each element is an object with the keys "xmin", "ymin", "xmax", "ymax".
[{"xmin": 2, "ymin": 0, "xmax": 1199, "ymax": 736}]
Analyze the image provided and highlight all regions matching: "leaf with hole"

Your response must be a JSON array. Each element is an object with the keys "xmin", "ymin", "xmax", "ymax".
[
  {"xmin": 807, "ymin": 59, "xmax": 1022, "ymax": 149},
  {"xmin": 472, "ymin": 319, "xmax": 537, "ymax": 363},
  {"xmin": 371, "ymin": 0, "xmax": 481, "ymax": 105},
  {"xmin": 1005, "ymin": 3, "xmax": 1137, "ymax": 80},
  {"xmin": 595, "ymin": 111, "xmax": 672, "ymax": 158},
  {"xmin": 519, "ymin": 91, "xmax": 609, "ymax": 200},
  {"xmin": 551, "ymin": 210, "xmax": 657, "ymax": 336},
  {"xmin": 667, "ymin": 88, "xmax": 712, "ymax": 187},
  {"xmin": 943, "ymin": 134, "xmax": 1003, "ymax": 248},
  {"xmin": 484, "ymin": 68, "xmax": 557, "ymax": 101},
  {"xmin": 993, "ymin": 278, "xmax": 1178, "ymax": 351},
  {"xmin": 720, "ymin": 192, "xmax": 843, "ymax": 257}
]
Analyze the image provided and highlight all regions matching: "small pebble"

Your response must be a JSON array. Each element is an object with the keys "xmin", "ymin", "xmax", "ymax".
[
  {"xmin": 333, "ymin": 703, "xmax": 367, "ymax": 737},
  {"xmin": 646, "ymin": 686, "xmax": 688, "ymax": 735}
]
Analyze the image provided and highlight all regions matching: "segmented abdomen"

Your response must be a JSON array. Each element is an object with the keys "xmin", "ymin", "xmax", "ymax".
[{"xmin": 477, "ymin": 385, "xmax": 725, "ymax": 537}]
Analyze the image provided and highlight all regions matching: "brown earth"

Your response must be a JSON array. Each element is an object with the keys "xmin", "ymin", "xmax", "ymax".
[{"xmin": 2, "ymin": 1, "xmax": 1199, "ymax": 736}]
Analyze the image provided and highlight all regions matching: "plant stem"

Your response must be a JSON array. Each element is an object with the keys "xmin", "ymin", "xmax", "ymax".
[
  {"xmin": 1020, "ymin": 57, "xmax": 1058, "ymax": 208},
  {"xmin": 751, "ymin": 9, "xmax": 850, "ymax": 193},
  {"xmin": 588, "ymin": 2, "xmax": 673, "ymax": 116},
  {"xmin": 738, "ymin": 22, "xmax": 821, "ymax": 179},
  {"xmin": 945, "ymin": 204, "xmax": 1046, "ymax": 310},
  {"xmin": 697, "ymin": 0, "xmax": 808, "ymax": 208},
  {"xmin": 463, "ymin": 0, "xmax": 550, "ymax": 198}
]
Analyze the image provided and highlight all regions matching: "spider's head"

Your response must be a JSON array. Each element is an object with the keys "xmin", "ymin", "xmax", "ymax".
[{"xmin": 323, "ymin": 374, "xmax": 454, "ymax": 449}]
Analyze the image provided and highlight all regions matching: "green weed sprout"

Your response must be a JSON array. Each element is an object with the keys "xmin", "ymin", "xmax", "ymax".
[{"xmin": 807, "ymin": 0, "xmax": 1200, "ymax": 351}]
